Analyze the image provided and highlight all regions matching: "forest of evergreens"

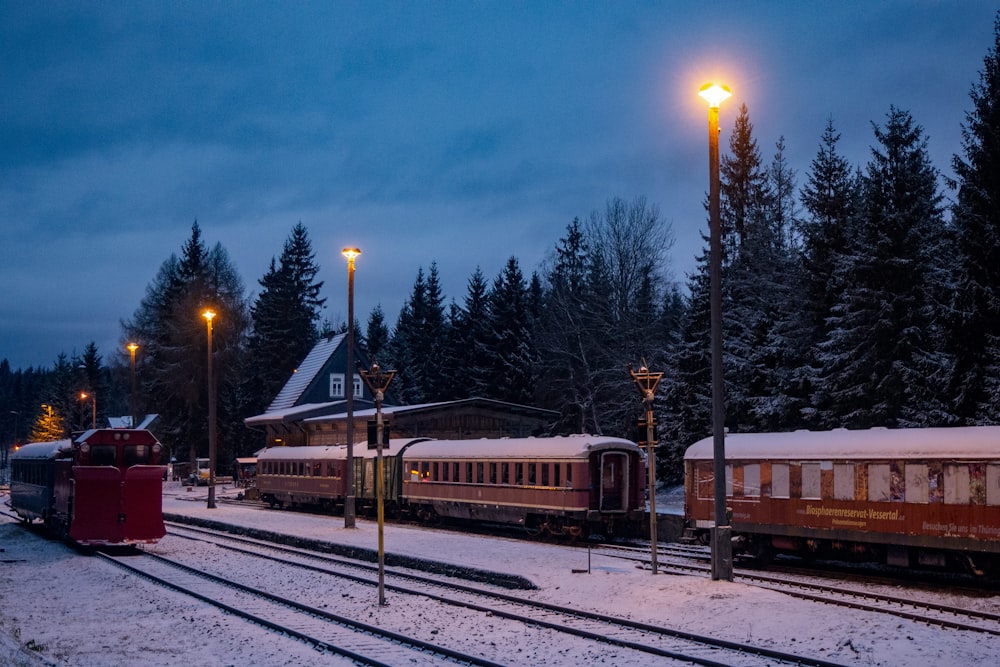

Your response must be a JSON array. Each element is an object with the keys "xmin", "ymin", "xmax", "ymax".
[{"xmin": 4, "ymin": 18, "xmax": 1000, "ymax": 485}]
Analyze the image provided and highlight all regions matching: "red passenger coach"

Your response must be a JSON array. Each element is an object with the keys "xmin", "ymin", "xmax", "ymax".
[
  {"xmin": 10, "ymin": 429, "xmax": 167, "ymax": 546},
  {"xmin": 684, "ymin": 427, "xmax": 1000, "ymax": 574}
]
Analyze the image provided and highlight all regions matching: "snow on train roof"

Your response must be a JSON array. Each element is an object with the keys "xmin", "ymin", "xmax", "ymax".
[
  {"xmin": 255, "ymin": 436, "xmax": 640, "ymax": 461},
  {"xmin": 684, "ymin": 426, "xmax": 1000, "ymax": 461},
  {"xmin": 10, "ymin": 439, "xmax": 73, "ymax": 460},
  {"xmin": 403, "ymin": 435, "xmax": 640, "ymax": 459}
]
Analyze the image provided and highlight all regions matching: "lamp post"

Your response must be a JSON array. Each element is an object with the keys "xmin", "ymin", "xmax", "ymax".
[
  {"xmin": 699, "ymin": 82, "xmax": 733, "ymax": 581},
  {"xmin": 342, "ymin": 247, "xmax": 361, "ymax": 529},
  {"xmin": 359, "ymin": 360, "xmax": 395, "ymax": 606},
  {"xmin": 79, "ymin": 391, "xmax": 96, "ymax": 429},
  {"xmin": 629, "ymin": 363, "xmax": 663, "ymax": 575},
  {"xmin": 203, "ymin": 309, "xmax": 218, "ymax": 510},
  {"xmin": 127, "ymin": 343, "xmax": 139, "ymax": 428}
]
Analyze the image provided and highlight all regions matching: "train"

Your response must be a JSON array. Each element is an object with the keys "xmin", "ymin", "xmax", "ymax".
[
  {"xmin": 257, "ymin": 434, "xmax": 647, "ymax": 537},
  {"xmin": 8, "ymin": 428, "xmax": 167, "ymax": 546},
  {"xmin": 684, "ymin": 426, "xmax": 1000, "ymax": 575}
]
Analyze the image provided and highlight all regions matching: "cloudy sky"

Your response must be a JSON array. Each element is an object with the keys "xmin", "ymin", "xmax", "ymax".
[{"xmin": 1, "ymin": 2, "xmax": 995, "ymax": 370}]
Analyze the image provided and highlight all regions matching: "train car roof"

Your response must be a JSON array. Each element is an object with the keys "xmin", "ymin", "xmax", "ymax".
[
  {"xmin": 10, "ymin": 439, "xmax": 73, "ymax": 460},
  {"xmin": 257, "ymin": 445, "xmax": 347, "ymax": 461},
  {"xmin": 403, "ymin": 435, "xmax": 641, "ymax": 459},
  {"xmin": 684, "ymin": 426, "xmax": 1000, "ymax": 461}
]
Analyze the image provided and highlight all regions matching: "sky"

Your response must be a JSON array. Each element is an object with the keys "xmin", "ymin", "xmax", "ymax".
[
  {"xmin": 1, "ymin": 1, "xmax": 996, "ymax": 370},
  {"xmin": 3, "ymin": 484, "xmax": 999, "ymax": 665}
]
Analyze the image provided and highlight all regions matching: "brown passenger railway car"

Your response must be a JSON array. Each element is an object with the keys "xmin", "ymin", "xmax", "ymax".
[{"xmin": 685, "ymin": 427, "xmax": 1000, "ymax": 574}]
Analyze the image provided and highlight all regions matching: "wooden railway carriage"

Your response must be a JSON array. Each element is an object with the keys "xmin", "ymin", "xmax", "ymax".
[
  {"xmin": 684, "ymin": 427, "xmax": 1000, "ymax": 573},
  {"xmin": 10, "ymin": 429, "xmax": 167, "ymax": 545},
  {"xmin": 257, "ymin": 435, "xmax": 647, "ymax": 537},
  {"xmin": 257, "ymin": 445, "xmax": 348, "ymax": 511},
  {"xmin": 401, "ymin": 435, "xmax": 646, "ymax": 537}
]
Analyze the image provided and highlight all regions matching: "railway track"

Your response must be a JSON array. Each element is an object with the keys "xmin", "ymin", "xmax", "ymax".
[
  {"xmin": 160, "ymin": 522, "xmax": 851, "ymax": 667},
  {"xmin": 597, "ymin": 543, "xmax": 1000, "ymax": 636}
]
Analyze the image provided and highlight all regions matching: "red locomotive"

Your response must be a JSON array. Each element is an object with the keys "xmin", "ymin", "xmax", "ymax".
[
  {"xmin": 684, "ymin": 426, "xmax": 1000, "ymax": 575},
  {"xmin": 257, "ymin": 434, "xmax": 647, "ymax": 537},
  {"xmin": 9, "ymin": 428, "xmax": 167, "ymax": 546}
]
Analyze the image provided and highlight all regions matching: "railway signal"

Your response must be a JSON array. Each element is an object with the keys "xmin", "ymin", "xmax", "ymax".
[
  {"xmin": 359, "ymin": 359, "xmax": 395, "ymax": 607},
  {"xmin": 629, "ymin": 362, "xmax": 663, "ymax": 575}
]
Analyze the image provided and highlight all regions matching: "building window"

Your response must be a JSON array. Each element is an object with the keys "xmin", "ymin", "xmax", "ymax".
[{"xmin": 329, "ymin": 373, "xmax": 363, "ymax": 398}]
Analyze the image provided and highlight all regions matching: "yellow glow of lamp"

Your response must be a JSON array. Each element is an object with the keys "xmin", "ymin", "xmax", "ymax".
[
  {"xmin": 203, "ymin": 309, "xmax": 216, "ymax": 323},
  {"xmin": 127, "ymin": 343, "xmax": 138, "ymax": 354},
  {"xmin": 698, "ymin": 83, "xmax": 732, "ymax": 108},
  {"xmin": 342, "ymin": 247, "xmax": 361, "ymax": 262}
]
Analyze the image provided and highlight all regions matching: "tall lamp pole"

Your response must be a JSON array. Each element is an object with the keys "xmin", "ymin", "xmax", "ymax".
[
  {"xmin": 699, "ymin": 82, "xmax": 733, "ymax": 581},
  {"xmin": 79, "ymin": 391, "xmax": 96, "ymax": 430},
  {"xmin": 360, "ymin": 360, "xmax": 395, "ymax": 606},
  {"xmin": 203, "ymin": 309, "xmax": 218, "ymax": 510},
  {"xmin": 127, "ymin": 343, "xmax": 139, "ymax": 428},
  {"xmin": 342, "ymin": 247, "xmax": 361, "ymax": 529},
  {"xmin": 629, "ymin": 363, "xmax": 663, "ymax": 575}
]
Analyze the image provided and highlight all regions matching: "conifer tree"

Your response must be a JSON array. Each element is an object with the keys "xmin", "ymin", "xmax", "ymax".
[
  {"xmin": 483, "ymin": 257, "xmax": 534, "ymax": 405},
  {"xmin": 245, "ymin": 223, "xmax": 325, "ymax": 418},
  {"xmin": 950, "ymin": 12, "xmax": 1000, "ymax": 423}
]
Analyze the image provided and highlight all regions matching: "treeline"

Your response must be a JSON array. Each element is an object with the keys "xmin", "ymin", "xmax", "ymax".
[{"xmin": 4, "ymin": 18, "xmax": 1000, "ymax": 485}]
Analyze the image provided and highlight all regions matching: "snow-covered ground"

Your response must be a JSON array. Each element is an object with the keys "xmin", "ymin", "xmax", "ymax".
[{"xmin": 1, "ymin": 481, "xmax": 998, "ymax": 665}]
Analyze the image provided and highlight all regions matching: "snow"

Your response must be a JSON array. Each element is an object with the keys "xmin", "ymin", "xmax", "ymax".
[{"xmin": 1, "ymin": 481, "xmax": 998, "ymax": 665}]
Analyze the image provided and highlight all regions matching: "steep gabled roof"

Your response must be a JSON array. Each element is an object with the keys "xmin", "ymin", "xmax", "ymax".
[{"xmin": 266, "ymin": 333, "xmax": 346, "ymax": 411}]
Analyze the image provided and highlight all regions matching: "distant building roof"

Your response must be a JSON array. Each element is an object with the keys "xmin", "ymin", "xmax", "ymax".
[{"xmin": 266, "ymin": 333, "xmax": 346, "ymax": 411}]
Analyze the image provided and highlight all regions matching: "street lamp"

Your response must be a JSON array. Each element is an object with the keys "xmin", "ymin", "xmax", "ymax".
[
  {"xmin": 79, "ymin": 391, "xmax": 96, "ymax": 430},
  {"xmin": 342, "ymin": 247, "xmax": 361, "ymax": 529},
  {"xmin": 699, "ymin": 81, "xmax": 733, "ymax": 581},
  {"xmin": 127, "ymin": 343, "xmax": 139, "ymax": 428},
  {"xmin": 629, "ymin": 363, "xmax": 663, "ymax": 575},
  {"xmin": 359, "ymin": 360, "xmax": 396, "ymax": 606},
  {"xmin": 203, "ymin": 309, "xmax": 218, "ymax": 510}
]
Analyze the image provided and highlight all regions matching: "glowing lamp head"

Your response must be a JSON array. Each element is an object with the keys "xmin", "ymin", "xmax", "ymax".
[
  {"xmin": 203, "ymin": 309, "xmax": 216, "ymax": 323},
  {"xmin": 699, "ymin": 83, "xmax": 732, "ymax": 108},
  {"xmin": 342, "ymin": 247, "xmax": 361, "ymax": 262},
  {"xmin": 127, "ymin": 343, "xmax": 138, "ymax": 354}
]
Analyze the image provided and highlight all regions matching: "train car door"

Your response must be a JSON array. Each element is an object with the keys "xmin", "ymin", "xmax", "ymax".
[{"xmin": 599, "ymin": 451, "xmax": 628, "ymax": 512}]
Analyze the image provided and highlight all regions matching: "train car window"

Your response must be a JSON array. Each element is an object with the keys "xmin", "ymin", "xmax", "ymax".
[
  {"xmin": 566, "ymin": 463, "xmax": 572, "ymax": 484},
  {"xmin": 452, "ymin": 462, "xmax": 459, "ymax": 483},
  {"xmin": 528, "ymin": 463, "xmax": 536, "ymax": 485},
  {"xmin": 90, "ymin": 445, "xmax": 118, "ymax": 467},
  {"xmin": 987, "ymin": 464, "xmax": 1000, "ymax": 506},
  {"xmin": 743, "ymin": 463, "xmax": 760, "ymax": 497},
  {"xmin": 868, "ymin": 463, "xmax": 891, "ymax": 502},
  {"xmin": 421, "ymin": 461, "xmax": 430, "ymax": 480},
  {"xmin": 944, "ymin": 464, "xmax": 970, "ymax": 504},
  {"xmin": 801, "ymin": 463, "xmax": 821, "ymax": 499},
  {"xmin": 725, "ymin": 464, "xmax": 734, "ymax": 497},
  {"xmin": 122, "ymin": 444, "xmax": 151, "ymax": 467},
  {"xmin": 905, "ymin": 463, "xmax": 928, "ymax": 503},
  {"xmin": 501, "ymin": 462, "xmax": 510, "ymax": 484},
  {"xmin": 433, "ymin": 462, "xmax": 439, "ymax": 480},
  {"xmin": 465, "ymin": 462, "xmax": 472, "ymax": 483},
  {"xmin": 928, "ymin": 463, "xmax": 943, "ymax": 503},
  {"xmin": 771, "ymin": 463, "xmax": 790, "ymax": 498},
  {"xmin": 834, "ymin": 464, "xmax": 855, "ymax": 500},
  {"xmin": 489, "ymin": 462, "xmax": 496, "ymax": 484},
  {"xmin": 970, "ymin": 463, "xmax": 987, "ymax": 505},
  {"xmin": 476, "ymin": 462, "xmax": 484, "ymax": 484},
  {"xmin": 541, "ymin": 463, "xmax": 549, "ymax": 487},
  {"xmin": 553, "ymin": 463, "xmax": 561, "ymax": 487},
  {"xmin": 441, "ymin": 463, "xmax": 449, "ymax": 482},
  {"xmin": 311, "ymin": 462, "xmax": 321, "ymax": 477},
  {"xmin": 889, "ymin": 461, "xmax": 905, "ymax": 501},
  {"xmin": 515, "ymin": 463, "xmax": 524, "ymax": 485}
]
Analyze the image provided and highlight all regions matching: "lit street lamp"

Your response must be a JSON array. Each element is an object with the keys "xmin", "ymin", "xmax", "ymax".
[
  {"xmin": 79, "ymin": 391, "xmax": 96, "ymax": 430},
  {"xmin": 204, "ymin": 309, "xmax": 218, "ymax": 510},
  {"xmin": 359, "ymin": 360, "xmax": 396, "ymax": 606},
  {"xmin": 342, "ymin": 247, "xmax": 361, "ymax": 529},
  {"xmin": 128, "ymin": 343, "xmax": 139, "ymax": 428},
  {"xmin": 699, "ymin": 81, "xmax": 733, "ymax": 581}
]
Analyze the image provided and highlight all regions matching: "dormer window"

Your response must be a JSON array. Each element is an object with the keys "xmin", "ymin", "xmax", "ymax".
[{"xmin": 329, "ymin": 373, "xmax": 362, "ymax": 399}]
